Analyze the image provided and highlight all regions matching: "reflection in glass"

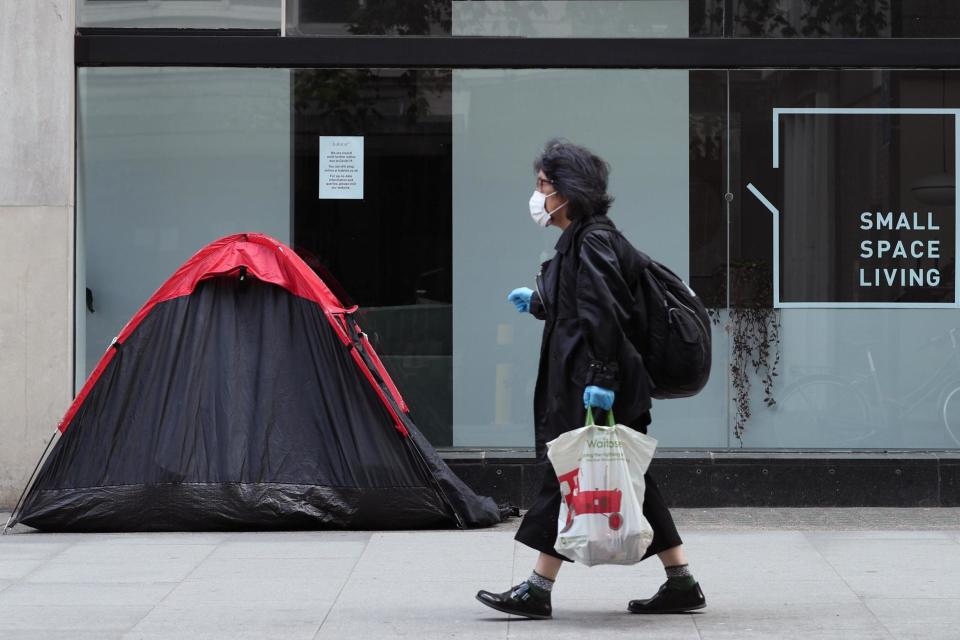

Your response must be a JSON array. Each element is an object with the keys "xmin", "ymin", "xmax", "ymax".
[
  {"xmin": 690, "ymin": 0, "xmax": 725, "ymax": 36},
  {"xmin": 730, "ymin": 0, "xmax": 960, "ymax": 37},
  {"xmin": 288, "ymin": 0, "xmax": 451, "ymax": 36},
  {"xmin": 453, "ymin": 1, "xmax": 689, "ymax": 37},
  {"xmin": 78, "ymin": 0, "xmax": 281, "ymax": 29}
]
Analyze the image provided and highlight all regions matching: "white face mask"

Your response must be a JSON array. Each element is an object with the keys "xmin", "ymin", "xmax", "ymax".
[{"xmin": 529, "ymin": 190, "xmax": 567, "ymax": 228}]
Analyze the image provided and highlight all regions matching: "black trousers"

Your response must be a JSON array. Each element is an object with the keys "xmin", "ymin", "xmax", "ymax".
[{"xmin": 514, "ymin": 411, "xmax": 683, "ymax": 562}]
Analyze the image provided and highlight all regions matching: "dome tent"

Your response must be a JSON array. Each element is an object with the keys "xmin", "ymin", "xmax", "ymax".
[{"xmin": 4, "ymin": 233, "xmax": 501, "ymax": 532}]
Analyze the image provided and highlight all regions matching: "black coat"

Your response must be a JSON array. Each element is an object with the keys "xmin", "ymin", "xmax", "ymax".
[{"xmin": 528, "ymin": 215, "xmax": 652, "ymax": 459}]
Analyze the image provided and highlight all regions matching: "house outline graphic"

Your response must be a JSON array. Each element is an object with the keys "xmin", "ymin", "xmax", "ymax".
[{"xmin": 748, "ymin": 107, "xmax": 960, "ymax": 309}]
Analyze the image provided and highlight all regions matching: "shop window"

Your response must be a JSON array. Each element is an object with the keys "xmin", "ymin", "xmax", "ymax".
[
  {"xmin": 76, "ymin": 63, "xmax": 960, "ymax": 453},
  {"xmin": 730, "ymin": 70, "xmax": 960, "ymax": 449}
]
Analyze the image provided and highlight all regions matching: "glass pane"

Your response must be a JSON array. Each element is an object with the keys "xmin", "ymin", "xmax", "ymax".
[
  {"xmin": 77, "ymin": 68, "xmax": 291, "ymax": 389},
  {"xmin": 730, "ymin": 69, "xmax": 960, "ymax": 449},
  {"xmin": 78, "ymin": 0, "xmax": 281, "ymax": 29},
  {"xmin": 452, "ymin": 69, "xmax": 728, "ymax": 449},
  {"xmin": 452, "ymin": 1, "xmax": 689, "ymax": 37},
  {"xmin": 288, "ymin": 0, "xmax": 451, "ymax": 35},
  {"xmin": 730, "ymin": 1, "xmax": 960, "ymax": 37},
  {"xmin": 690, "ymin": 0, "xmax": 725, "ymax": 36},
  {"xmin": 288, "ymin": 1, "xmax": 698, "ymax": 37},
  {"xmin": 291, "ymin": 69, "xmax": 454, "ymax": 445}
]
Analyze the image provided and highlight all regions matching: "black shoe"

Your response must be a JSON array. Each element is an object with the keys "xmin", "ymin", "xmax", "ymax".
[
  {"xmin": 476, "ymin": 582, "xmax": 552, "ymax": 620},
  {"xmin": 628, "ymin": 580, "xmax": 706, "ymax": 614}
]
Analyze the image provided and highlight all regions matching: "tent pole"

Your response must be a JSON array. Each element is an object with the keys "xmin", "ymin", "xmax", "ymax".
[{"xmin": 2, "ymin": 429, "xmax": 59, "ymax": 535}]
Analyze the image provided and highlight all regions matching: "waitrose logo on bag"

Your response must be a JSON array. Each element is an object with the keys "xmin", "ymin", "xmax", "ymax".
[{"xmin": 586, "ymin": 438, "xmax": 623, "ymax": 449}]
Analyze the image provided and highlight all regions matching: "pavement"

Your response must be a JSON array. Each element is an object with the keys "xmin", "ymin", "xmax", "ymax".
[{"xmin": 0, "ymin": 508, "xmax": 959, "ymax": 639}]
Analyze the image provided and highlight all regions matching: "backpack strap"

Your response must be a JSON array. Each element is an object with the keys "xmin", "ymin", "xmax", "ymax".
[
  {"xmin": 572, "ymin": 219, "xmax": 652, "ymax": 270},
  {"xmin": 572, "ymin": 219, "xmax": 618, "ymax": 259}
]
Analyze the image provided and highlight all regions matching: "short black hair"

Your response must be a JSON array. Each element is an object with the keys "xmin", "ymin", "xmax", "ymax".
[{"xmin": 533, "ymin": 138, "xmax": 614, "ymax": 220}]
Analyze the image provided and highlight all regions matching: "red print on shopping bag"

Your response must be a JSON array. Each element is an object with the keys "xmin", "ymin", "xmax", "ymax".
[{"xmin": 557, "ymin": 468, "xmax": 624, "ymax": 533}]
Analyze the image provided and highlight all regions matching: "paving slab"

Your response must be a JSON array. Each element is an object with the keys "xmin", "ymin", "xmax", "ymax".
[
  {"xmin": 807, "ymin": 538, "xmax": 960, "ymax": 599},
  {"xmin": 124, "ymin": 604, "xmax": 327, "ymax": 640},
  {"xmin": 51, "ymin": 542, "xmax": 216, "ymax": 564},
  {"xmin": 317, "ymin": 556, "xmax": 514, "ymax": 639},
  {"xmin": 0, "ymin": 558, "xmax": 47, "ymax": 580},
  {"xmin": 210, "ymin": 531, "xmax": 370, "ymax": 544},
  {"xmin": 0, "ymin": 541, "xmax": 69, "ymax": 560},
  {"xmin": 161, "ymin": 577, "xmax": 344, "ymax": 607},
  {"xmin": 0, "ymin": 582, "xmax": 177, "ymax": 607},
  {"xmin": 0, "ymin": 603, "xmax": 153, "ymax": 632},
  {"xmin": 352, "ymin": 531, "xmax": 513, "ymax": 580},
  {"xmin": 315, "ymin": 617, "xmax": 507, "ymax": 640},
  {"xmin": 506, "ymin": 609, "xmax": 700, "ymax": 640},
  {"xmin": 803, "ymin": 530, "xmax": 955, "ymax": 541},
  {"xmin": 864, "ymin": 598, "xmax": 960, "ymax": 640},
  {"xmin": 24, "ymin": 557, "xmax": 206, "ymax": 584},
  {"xmin": 207, "ymin": 539, "xmax": 368, "ymax": 560},
  {"xmin": 317, "ymin": 580, "xmax": 510, "ymax": 640},
  {"xmin": 184, "ymin": 557, "xmax": 358, "ymax": 583},
  {"xmin": 691, "ymin": 602, "xmax": 895, "ymax": 640}
]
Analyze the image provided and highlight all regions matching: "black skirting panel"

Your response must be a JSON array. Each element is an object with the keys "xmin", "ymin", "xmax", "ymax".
[{"xmin": 447, "ymin": 455, "xmax": 960, "ymax": 509}]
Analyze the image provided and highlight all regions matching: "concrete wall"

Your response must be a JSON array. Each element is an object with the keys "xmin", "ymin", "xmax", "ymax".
[{"xmin": 0, "ymin": 2, "xmax": 75, "ymax": 507}]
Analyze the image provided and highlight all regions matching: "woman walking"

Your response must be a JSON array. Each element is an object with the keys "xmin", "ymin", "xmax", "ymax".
[{"xmin": 475, "ymin": 139, "xmax": 706, "ymax": 619}]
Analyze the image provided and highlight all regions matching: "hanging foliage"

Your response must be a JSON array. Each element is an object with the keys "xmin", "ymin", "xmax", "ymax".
[{"xmin": 706, "ymin": 260, "xmax": 782, "ymax": 443}]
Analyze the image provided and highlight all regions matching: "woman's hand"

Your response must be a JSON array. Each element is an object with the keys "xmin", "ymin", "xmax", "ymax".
[
  {"xmin": 507, "ymin": 287, "xmax": 533, "ymax": 313},
  {"xmin": 583, "ymin": 385, "xmax": 615, "ymax": 410}
]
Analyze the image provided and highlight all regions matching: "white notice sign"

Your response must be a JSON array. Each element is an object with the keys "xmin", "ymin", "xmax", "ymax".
[{"xmin": 319, "ymin": 136, "xmax": 364, "ymax": 199}]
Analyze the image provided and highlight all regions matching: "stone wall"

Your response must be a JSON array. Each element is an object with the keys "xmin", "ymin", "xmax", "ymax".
[{"xmin": 0, "ymin": 1, "xmax": 75, "ymax": 507}]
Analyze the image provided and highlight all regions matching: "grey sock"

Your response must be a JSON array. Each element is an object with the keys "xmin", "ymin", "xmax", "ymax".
[
  {"xmin": 665, "ymin": 564, "xmax": 692, "ymax": 578},
  {"xmin": 665, "ymin": 564, "xmax": 697, "ymax": 589},
  {"xmin": 527, "ymin": 571, "xmax": 555, "ymax": 595}
]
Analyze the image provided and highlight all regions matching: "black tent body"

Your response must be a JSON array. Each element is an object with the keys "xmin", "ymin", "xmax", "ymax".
[{"xmin": 5, "ymin": 234, "xmax": 502, "ymax": 532}]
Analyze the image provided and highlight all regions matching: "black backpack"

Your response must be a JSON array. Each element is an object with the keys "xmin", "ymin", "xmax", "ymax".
[{"xmin": 576, "ymin": 222, "xmax": 712, "ymax": 399}]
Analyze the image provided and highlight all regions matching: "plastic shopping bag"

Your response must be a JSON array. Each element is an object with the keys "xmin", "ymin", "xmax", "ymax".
[{"xmin": 546, "ymin": 408, "xmax": 658, "ymax": 566}]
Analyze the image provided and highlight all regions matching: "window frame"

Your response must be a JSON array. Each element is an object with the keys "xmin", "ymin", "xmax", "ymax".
[{"xmin": 76, "ymin": 33, "xmax": 960, "ymax": 69}]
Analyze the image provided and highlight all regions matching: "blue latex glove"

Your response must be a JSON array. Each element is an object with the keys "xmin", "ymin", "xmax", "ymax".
[
  {"xmin": 583, "ymin": 385, "xmax": 615, "ymax": 410},
  {"xmin": 507, "ymin": 287, "xmax": 533, "ymax": 313}
]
